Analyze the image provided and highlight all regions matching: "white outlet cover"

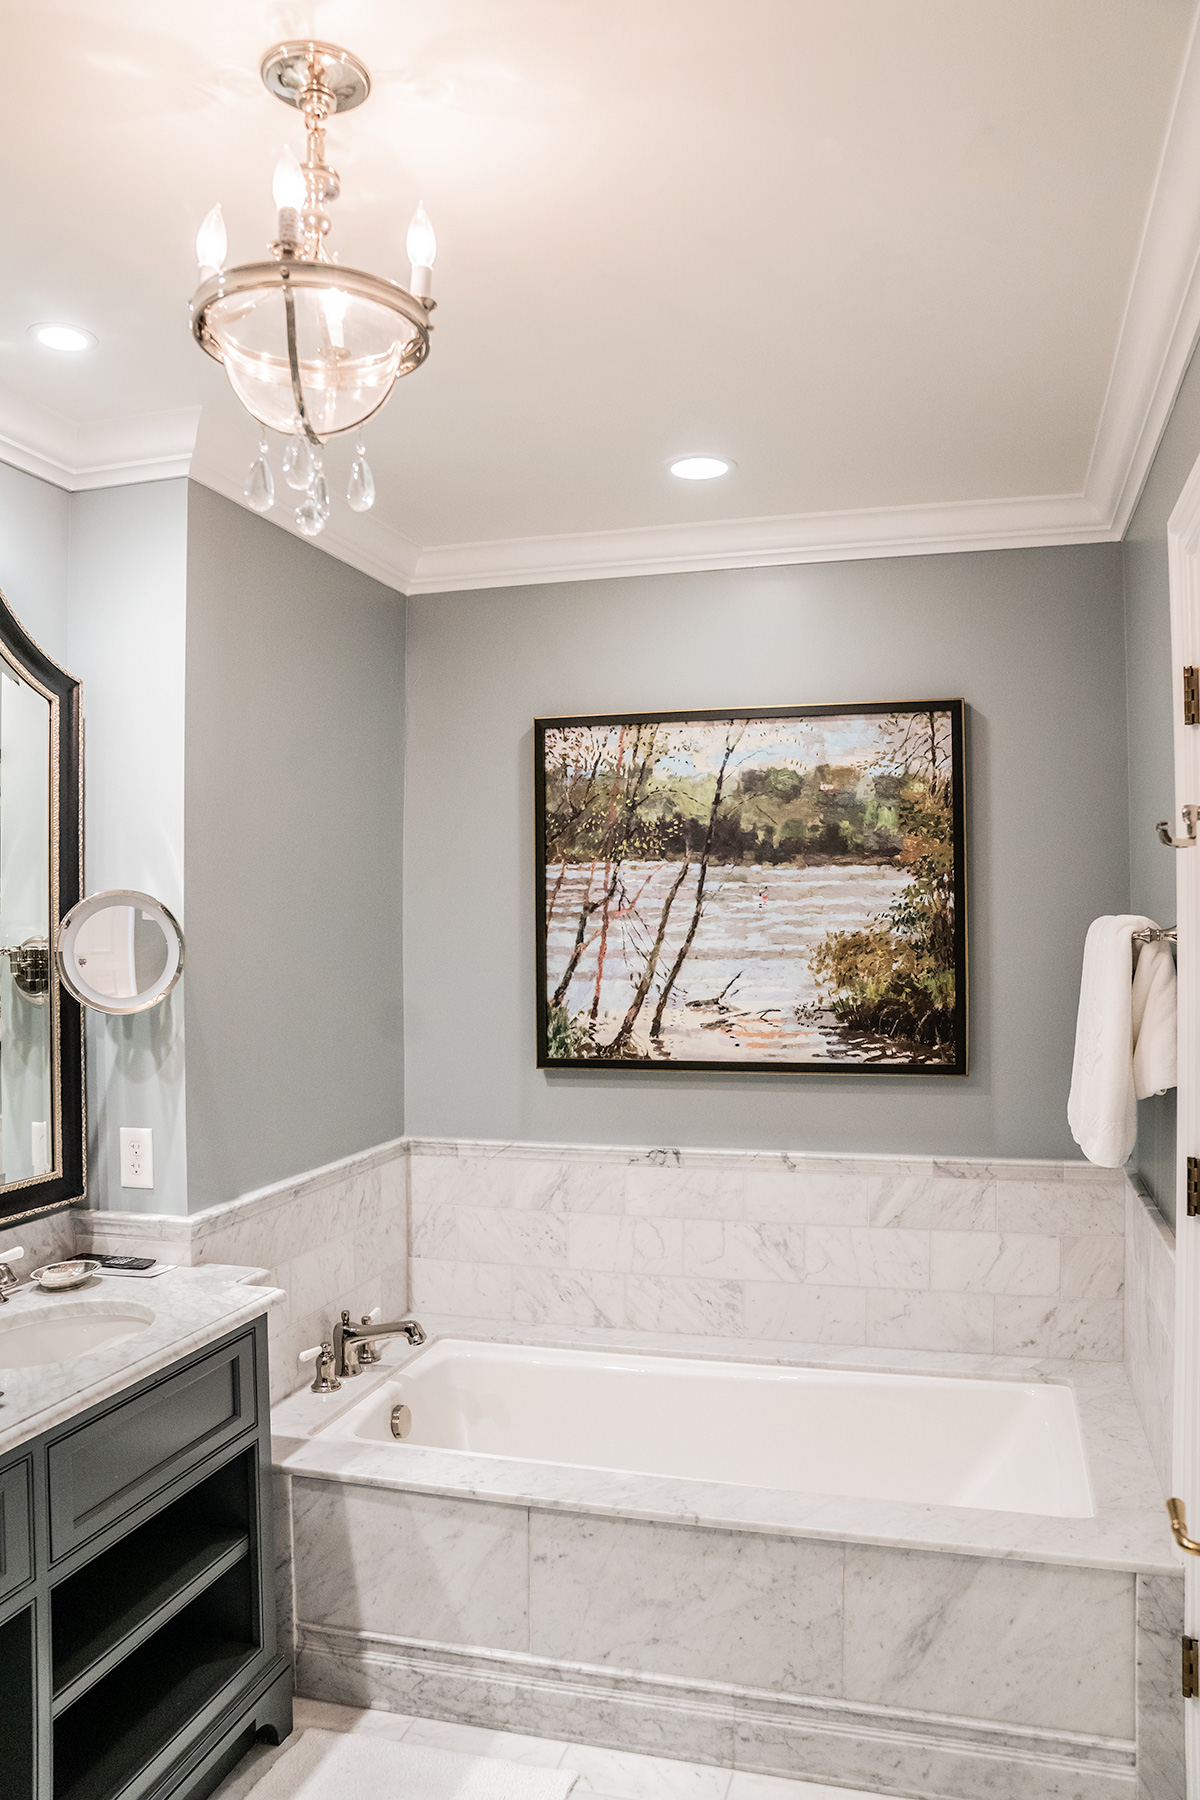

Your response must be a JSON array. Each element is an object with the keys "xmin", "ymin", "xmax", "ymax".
[{"xmin": 119, "ymin": 1126, "xmax": 153, "ymax": 1189}]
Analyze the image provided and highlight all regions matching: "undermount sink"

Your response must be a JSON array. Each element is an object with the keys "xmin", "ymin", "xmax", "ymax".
[{"xmin": 0, "ymin": 1307, "xmax": 153, "ymax": 1368}]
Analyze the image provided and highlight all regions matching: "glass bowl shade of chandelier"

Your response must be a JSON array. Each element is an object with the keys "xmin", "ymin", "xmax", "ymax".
[
  {"xmin": 189, "ymin": 41, "xmax": 437, "ymax": 528},
  {"xmin": 194, "ymin": 261, "xmax": 429, "ymax": 441}
]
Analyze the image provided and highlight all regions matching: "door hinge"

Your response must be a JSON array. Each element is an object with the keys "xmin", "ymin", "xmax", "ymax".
[
  {"xmin": 1186, "ymin": 666, "xmax": 1200, "ymax": 726},
  {"xmin": 1184, "ymin": 1637, "xmax": 1199, "ymax": 1699},
  {"xmin": 1189, "ymin": 1157, "xmax": 1200, "ymax": 1218}
]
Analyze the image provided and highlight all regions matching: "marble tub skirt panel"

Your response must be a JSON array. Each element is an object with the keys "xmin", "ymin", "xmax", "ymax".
[{"xmin": 284, "ymin": 1473, "xmax": 1179, "ymax": 1800}]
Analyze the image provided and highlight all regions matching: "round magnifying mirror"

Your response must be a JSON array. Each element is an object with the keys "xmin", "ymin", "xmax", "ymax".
[{"xmin": 56, "ymin": 890, "xmax": 183, "ymax": 1015}]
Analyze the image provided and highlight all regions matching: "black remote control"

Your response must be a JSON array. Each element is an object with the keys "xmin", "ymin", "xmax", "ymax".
[{"xmin": 95, "ymin": 1254, "xmax": 156, "ymax": 1271}]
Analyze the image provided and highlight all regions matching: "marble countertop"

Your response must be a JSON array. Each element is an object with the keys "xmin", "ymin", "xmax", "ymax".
[
  {"xmin": 0, "ymin": 1263, "xmax": 283, "ymax": 1455},
  {"xmin": 272, "ymin": 1316, "xmax": 1179, "ymax": 1575}
]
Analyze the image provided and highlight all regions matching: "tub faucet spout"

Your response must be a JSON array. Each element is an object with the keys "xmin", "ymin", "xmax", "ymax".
[{"xmin": 334, "ymin": 1310, "xmax": 427, "ymax": 1377}]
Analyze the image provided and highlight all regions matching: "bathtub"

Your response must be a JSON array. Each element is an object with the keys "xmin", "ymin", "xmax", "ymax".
[
  {"xmin": 318, "ymin": 1335, "xmax": 1093, "ymax": 1518},
  {"xmin": 278, "ymin": 1328, "xmax": 1174, "ymax": 1799}
]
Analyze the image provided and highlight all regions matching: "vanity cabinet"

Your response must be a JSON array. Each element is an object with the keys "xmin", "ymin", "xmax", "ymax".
[{"xmin": 0, "ymin": 1316, "xmax": 291, "ymax": 1800}]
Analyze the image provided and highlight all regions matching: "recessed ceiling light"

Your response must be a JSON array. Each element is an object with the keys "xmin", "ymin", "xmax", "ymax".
[
  {"xmin": 669, "ymin": 455, "xmax": 733, "ymax": 480},
  {"xmin": 29, "ymin": 323, "xmax": 96, "ymax": 353}
]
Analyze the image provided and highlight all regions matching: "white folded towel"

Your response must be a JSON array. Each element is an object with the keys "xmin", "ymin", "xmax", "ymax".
[
  {"xmin": 1133, "ymin": 936, "xmax": 1177, "ymax": 1099},
  {"xmin": 1067, "ymin": 915, "xmax": 1177, "ymax": 1167}
]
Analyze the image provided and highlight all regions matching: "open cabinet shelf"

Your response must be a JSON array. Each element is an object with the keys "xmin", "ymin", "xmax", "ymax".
[{"xmin": 51, "ymin": 1452, "xmax": 254, "ymax": 1712}]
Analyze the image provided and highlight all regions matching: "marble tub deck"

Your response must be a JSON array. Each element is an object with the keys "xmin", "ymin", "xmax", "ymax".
[
  {"xmin": 271, "ymin": 1318, "xmax": 1175, "ymax": 1572},
  {"xmin": 214, "ymin": 1698, "xmax": 899, "ymax": 1800}
]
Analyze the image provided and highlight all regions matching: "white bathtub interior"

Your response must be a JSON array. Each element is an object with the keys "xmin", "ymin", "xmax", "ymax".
[{"xmin": 318, "ymin": 1337, "xmax": 1095, "ymax": 1518}]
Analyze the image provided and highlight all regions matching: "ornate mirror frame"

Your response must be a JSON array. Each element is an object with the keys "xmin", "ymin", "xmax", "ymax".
[{"xmin": 0, "ymin": 590, "xmax": 84, "ymax": 1226}]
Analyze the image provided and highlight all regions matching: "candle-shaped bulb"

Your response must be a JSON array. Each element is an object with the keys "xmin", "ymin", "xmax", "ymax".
[
  {"xmin": 273, "ymin": 145, "xmax": 307, "ymax": 213},
  {"xmin": 195, "ymin": 204, "xmax": 227, "ymax": 279},
  {"xmin": 406, "ymin": 201, "xmax": 436, "ymax": 297},
  {"xmin": 321, "ymin": 286, "xmax": 349, "ymax": 351}
]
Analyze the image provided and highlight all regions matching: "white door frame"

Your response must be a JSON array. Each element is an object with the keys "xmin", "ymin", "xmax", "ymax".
[{"xmin": 1168, "ymin": 453, "xmax": 1200, "ymax": 1793}]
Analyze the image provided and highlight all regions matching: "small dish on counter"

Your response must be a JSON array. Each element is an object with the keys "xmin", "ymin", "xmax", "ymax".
[{"xmin": 30, "ymin": 1258, "xmax": 101, "ymax": 1291}]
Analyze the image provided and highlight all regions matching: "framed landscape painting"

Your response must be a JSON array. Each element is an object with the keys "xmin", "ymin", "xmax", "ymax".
[{"xmin": 535, "ymin": 700, "xmax": 967, "ymax": 1074}]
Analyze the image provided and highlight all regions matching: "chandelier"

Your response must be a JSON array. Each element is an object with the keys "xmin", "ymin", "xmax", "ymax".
[{"xmin": 189, "ymin": 41, "xmax": 437, "ymax": 537}]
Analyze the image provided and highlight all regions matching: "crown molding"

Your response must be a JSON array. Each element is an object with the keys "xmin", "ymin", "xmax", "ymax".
[
  {"xmin": 0, "ymin": 383, "xmax": 199, "ymax": 491},
  {"xmin": 187, "ymin": 454, "xmax": 420, "ymax": 594},
  {"xmin": 404, "ymin": 491, "xmax": 1113, "ymax": 594},
  {"xmin": 1083, "ymin": 6, "xmax": 1200, "ymax": 538}
]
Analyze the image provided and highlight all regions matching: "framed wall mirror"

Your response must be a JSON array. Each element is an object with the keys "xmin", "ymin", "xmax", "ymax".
[{"xmin": 0, "ymin": 589, "xmax": 84, "ymax": 1226}]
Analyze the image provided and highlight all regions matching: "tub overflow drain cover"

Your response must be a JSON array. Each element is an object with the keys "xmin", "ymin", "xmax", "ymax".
[{"xmin": 390, "ymin": 1403, "xmax": 412, "ymax": 1439}]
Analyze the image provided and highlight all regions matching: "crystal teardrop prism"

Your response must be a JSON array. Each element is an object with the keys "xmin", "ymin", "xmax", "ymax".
[
  {"xmin": 347, "ymin": 444, "xmax": 376, "ymax": 513},
  {"xmin": 243, "ymin": 442, "xmax": 274, "ymax": 513},
  {"xmin": 294, "ymin": 496, "xmax": 326, "ymax": 537},
  {"xmin": 283, "ymin": 435, "xmax": 315, "ymax": 491},
  {"xmin": 311, "ymin": 461, "xmax": 331, "ymax": 523}
]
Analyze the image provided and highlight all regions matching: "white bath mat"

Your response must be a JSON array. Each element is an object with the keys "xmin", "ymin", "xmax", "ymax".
[{"xmin": 235, "ymin": 1730, "xmax": 577, "ymax": 1800}]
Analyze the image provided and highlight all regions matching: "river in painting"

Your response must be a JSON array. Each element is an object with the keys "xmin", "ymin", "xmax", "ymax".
[{"xmin": 546, "ymin": 859, "xmax": 938, "ymax": 1064}]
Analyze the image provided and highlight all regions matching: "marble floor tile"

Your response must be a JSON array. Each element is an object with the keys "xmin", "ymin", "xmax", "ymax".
[
  {"xmin": 563, "ymin": 1744, "xmax": 732, "ymax": 1800},
  {"xmin": 727, "ymin": 1776, "xmax": 895, "ymax": 1800},
  {"xmin": 210, "ymin": 1700, "xmax": 910, "ymax": 1800},
  {"xmin": 401, "ymin": 1717, "xmax": 571, "ymax": 1766}
]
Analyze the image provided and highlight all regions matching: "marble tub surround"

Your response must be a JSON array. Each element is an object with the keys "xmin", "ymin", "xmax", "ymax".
[
  {"xmin": 1124, "ymin": 1182, "xmax": 1175, "ymax": 1497},
  {"xmin": 271, "ymin": 1324, "xmax": 1173, "ymax": 1573},
  {"xmin": 409, "ymin": 1140, "xmax": 1127, "ymax": 1360},
  {"xmin": 0, "ymin": 1260, "xmax": 282, "ymax": 1454},
  {"xmin": 78, "ymin": 1137, "xmax": 408, "ymax": 1403},
  {"xmin": 281, "ymin": 1444, "xmax": 1162, "ymax": 1800}
]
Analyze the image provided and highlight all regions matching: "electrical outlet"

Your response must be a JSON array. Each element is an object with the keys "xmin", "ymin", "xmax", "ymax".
[{"xmin": 119, "ymin": 1127, "xmax": 153, "ymax": 1189}]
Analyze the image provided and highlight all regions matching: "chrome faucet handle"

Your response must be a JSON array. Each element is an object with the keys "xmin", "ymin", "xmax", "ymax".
[
  {"xmin": 0, "ymin": 1246, "xmax": 25, "ymax": 1303},
  {"xmin": 299, "ymin": 1341, "xmax": 341, "ymax": 1393},
  {"xmin": 357, "ymin": 1307, "xmax": 382, "ymax": 1364}
]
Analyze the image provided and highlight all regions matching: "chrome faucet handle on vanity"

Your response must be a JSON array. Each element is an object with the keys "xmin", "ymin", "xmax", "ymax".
[
  {"xmin": 299, "ymin": 1341, "xmax": 341, "ymax": 1393},
  {"xmin": 0, "ymin": 1246, "xmax": 25, "ymax": 1302},
  {"xmin": 334, "ymin": 1310, "xmax": 427, "ymax": 1379}
]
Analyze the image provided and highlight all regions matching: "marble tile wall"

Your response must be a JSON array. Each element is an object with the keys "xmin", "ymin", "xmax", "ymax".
[
  {"xmin": 77, "ymin": 1139, "xmax": 408, "ymax": 1403},
  {"xmin": 1124, "ymin": 1180, "xmax": 1175, "ymax": 1496},
  {"xmin": 0, "ymin": 1205, "xmax": 79, "ymax": 1275},
  {"xmin": 409, "ymin": 1141, "xmax": 1128, "ymax": 1360},
  {"xmin": 289, "ymin": 1477, "xmax": 1141, "ymax": 1800}
]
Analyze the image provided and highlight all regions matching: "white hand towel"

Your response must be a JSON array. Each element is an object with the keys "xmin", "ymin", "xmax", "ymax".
[
  {"xmin": 1132, "ymin": 936, "xmax": 1177, "ymax": 1098},
  {"xmin": 1067, "ymin": 914, "xmax": 1154, "ymax": 1167}
]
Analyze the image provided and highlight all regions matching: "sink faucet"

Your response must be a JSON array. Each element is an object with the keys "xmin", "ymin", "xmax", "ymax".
[
  {"xmin": 0, "ymin": 1246, "xmax": 25, "ymax": 1303},
  {"xmin": 334, "ymin": 1308, "xmax": 426, "ymax": 1378}
]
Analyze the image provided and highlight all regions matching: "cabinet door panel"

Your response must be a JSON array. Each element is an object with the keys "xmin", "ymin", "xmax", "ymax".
[
  {"xmin": 48, "ymin": 1336, "xmax": 256, "ymax": 1560},
  {"xmin": 0, "ymin": 1457, "xmax": 32, "ymax": 1602}
]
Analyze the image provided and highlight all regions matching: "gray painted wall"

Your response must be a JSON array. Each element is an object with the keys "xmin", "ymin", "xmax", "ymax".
[
  {"xmin": 0, "ymin": 464, "xmax": 70, "ymax": 663},
  {"xmin": 183, "ymin": 484, "xmax": 405, "ymax": 1211},
  {"xmin": 405, "ymin": 545, "xmax": 1128, "ymax": 1159},
  {"xmin": 68, "ymin": 482, "xmax": 190, "ymax": 1213},
  {"xmin": 1123, "ymin": 347, "xmax": 1200, "ymax": 1225}
]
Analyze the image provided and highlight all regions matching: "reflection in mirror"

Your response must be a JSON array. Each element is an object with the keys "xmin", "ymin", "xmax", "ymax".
[
  {"xmin": 57, "ymin": 890, "xmax": 183, "ymax": 1017},
  {"xmin": 0, "ymin": 654, "xmax": 53, "ymax": 1183},
  {"xmin": 74, "ymin": 905, "xmax": 169, "ymax": 1000}
]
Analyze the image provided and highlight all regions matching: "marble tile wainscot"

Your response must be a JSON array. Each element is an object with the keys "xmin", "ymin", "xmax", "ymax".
[
  {"xmin": 1124, "ymin": 1180, "xmax": 1175, "ymax": 1497},
  {"xmin": 76, "ymin": 1138, "xmax": 408, "ymax": 1402},
  {"xmin": 409, "ymin": 1141, "xmax": 1128, "ymax": 1360}
]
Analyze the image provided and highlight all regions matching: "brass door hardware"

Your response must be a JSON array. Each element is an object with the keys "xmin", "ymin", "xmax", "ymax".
[
  {"xmin": 1185, "ymin": 1637, "xmax": 1199, "ymax": 1700},
  {"xmin": 1185, "ymin": 666, "xmax": 1200, "ymax": 726},
  {"xmin": 1167, "ymin": 1497, "xmax": 1200, "ymax": 1553},
  {"xmin": 1189, "ymin": 1158, "xmax": 1200, "ymax": 1219},
  {"xmin": 1157, "ymin": 805, "xmax": 1200, "ymax": 849}
]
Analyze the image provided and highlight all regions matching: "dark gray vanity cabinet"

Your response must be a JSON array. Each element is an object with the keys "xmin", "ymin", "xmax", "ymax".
[{"xmin": 0, "ymin": 1317, "xmax": 291, "ymax": 1800}]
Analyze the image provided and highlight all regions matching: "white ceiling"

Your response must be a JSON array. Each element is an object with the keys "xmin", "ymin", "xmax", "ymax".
[{"xmin": 3, "ymin": 0, "xmax": 1200, "ymax": 591}]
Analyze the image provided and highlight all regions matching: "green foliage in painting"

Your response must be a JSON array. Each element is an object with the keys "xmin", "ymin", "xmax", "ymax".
[{"xmin": 810, "ymin": 772, "xmax": 957, "ymax": 1048}]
